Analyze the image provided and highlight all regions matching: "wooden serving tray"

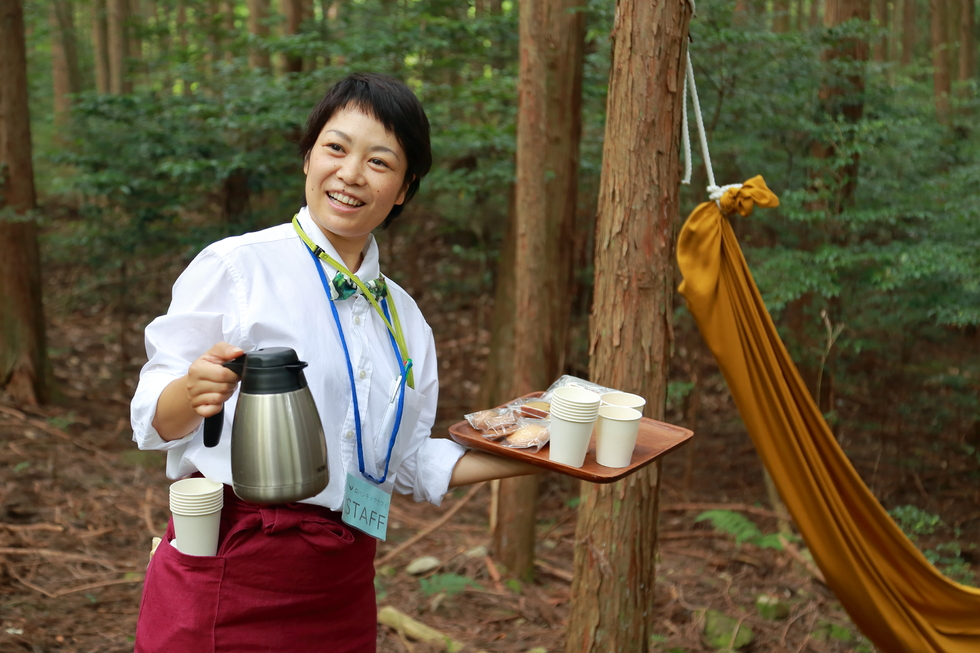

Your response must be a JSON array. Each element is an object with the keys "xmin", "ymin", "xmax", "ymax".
[{"xmin": 447, "ymin": 392, "xmax": 694, "ymax": 483}]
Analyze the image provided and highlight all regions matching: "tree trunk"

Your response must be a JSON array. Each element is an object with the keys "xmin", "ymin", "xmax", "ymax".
[
  {"xmin": 92, "ymin": 0, "xmax": 110, "ymax": 93},
  {"xmin": 107, "ymin": 0, "xmax": 130, "ymax": 93},
  {"xmin": 901, "ymin": 0, "xmax": 916, "ymax": 65},
  {"xmin": 247, "ymin": 0, "xmax": 270, "ymax": 70},
  {"xmin": 774, "ymin": 0, "xmax": 791, "ymax": 31},
  {"xmin": 128, "ymin": 0, "xmax": 143, "ymax": 84},
  {"xmin": 223, "ymin": 1, "xmax": 236, "ymax": 62},
  {"xmin": 872, "ymin": 0, "xmax": 888, "ymax": 61},
  {"xmin": 930, "ymin": 0, "xmax": 951, "ymax": 122},
  {"xmin": 176, "ymin": 2, "xmax": 192, "ymax": 95},
  {"xmin": 489, "ymin": 0, "xmax": 586, "ymax": 581},
  {"xmin": 958, "ymin": 0, "xmax": 976, "ymax": 85},
  {"xmin": 49, "ymin": 0, "xmax": 83, "ymax": 124},
  {"xmin": 0, "ymin": 0, "xmax": 49, "ymax": 406},
  {"xmin": 821, "ymin": 0, "xmax": 871, "ymax": 206},
  {"xmin": 564, "ymin": 0, "xmax": 690, "ymax": 650},
  {"xmin": 281, "ymin": 0, "xmax": 304, "ymax": 73},
  {"xmin": 810, "ymin": 0, "xmax": 822, "ymax": 26},
  {"xmin": 204, "ymin": 0, "xmax": 222, "ymax": 76}
]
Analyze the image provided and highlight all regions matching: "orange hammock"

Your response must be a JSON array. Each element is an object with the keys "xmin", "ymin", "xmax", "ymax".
[{"xmin": 676, "ymin": 176, "xmax": 980, "ymax": 653}]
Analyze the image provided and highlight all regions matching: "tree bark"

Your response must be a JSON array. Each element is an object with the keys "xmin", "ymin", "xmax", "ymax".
[
  {"xmin": 107, "ymin": 0, "xmax": 131, "ymax": 93},
  {"xmin": 564, "ymin": 0, "xmax": 690, "ymax": 650},
  {"xmin": 810, "ymin": 0, "xmax": 822, "ymax": 27},
  {"xmin": 774, "ymin": 0, "xmax": 791, "ymax": 32},
  {"xmin": 930, "ymin": 0, "xmax": 951, "ymax": 122},
  {"xmin": 281, "ymin": 0, "xmax": 304, "ymax": 73},
  {"xmin": 92, "ymin": 0, "xmax": 110, "ymax": 93},
  {"xmin": 958, "ymin": 0, "xmax": 976, "ymax": 85},
  {"xmin": 0, "ymin": 0, "xmax": 49, "ymax": 406},
  {"xmin": 128, "ymin": 0, "xmax": 143, "ymax": 84},
  {"xmin": 49, "ymin": 0, "xmax": 83, "ymax": 124},
  {"xmin": 490, "ymin": 0, "xmax": 586, "ymax": 581},
  {"xmin": 901, "ymin": 0, "xmax": 916, "ymax": 65},
  {"xmin": 223, "ymin": 1, "xmax": 236, "ymax": 62},
  {"xmin": 872, "ymin": 0, "xmax": 888, "ymax": 61},
  {"xmin": 247, "ymin": 0, "xmax": 271, "ymax": 70}
]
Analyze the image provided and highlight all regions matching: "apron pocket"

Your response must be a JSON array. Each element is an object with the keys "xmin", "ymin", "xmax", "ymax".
[{"xmin": 135, "ymin": 536, "xmax": 226, "ymax": 653}]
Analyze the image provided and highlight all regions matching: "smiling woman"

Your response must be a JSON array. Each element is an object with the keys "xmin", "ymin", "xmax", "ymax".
[
  {"xmin": 303, "ymin": 108, "xmax": 411, "ymax": 271},
  {"xmin": 128, "ymin": 72, "xmax": 538, "ymax": 653}
]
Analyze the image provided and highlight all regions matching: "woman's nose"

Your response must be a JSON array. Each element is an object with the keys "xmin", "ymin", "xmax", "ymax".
[{"xmin": 336, "ymin": 159, "xmax": 364, "ymax": 185}]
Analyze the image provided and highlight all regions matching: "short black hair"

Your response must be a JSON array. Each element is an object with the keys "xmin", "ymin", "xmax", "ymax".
[{"xmin": 299, "ymin": 73, "xmax": 432, "ymax": 228}]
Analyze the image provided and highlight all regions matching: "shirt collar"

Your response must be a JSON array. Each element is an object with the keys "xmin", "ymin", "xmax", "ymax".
[{"xmin": 297, "ymin": 206, "xmax": 381, "ymax": 282}]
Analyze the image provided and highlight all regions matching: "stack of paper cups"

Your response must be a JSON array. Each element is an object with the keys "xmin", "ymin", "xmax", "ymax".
[
  {"xmin": 169, "ymin": 478, "xmax": 224, "ymax": 556},
  {"xmin": 548, "ymin": 387, "xmax": 601, "ymax": 467}
]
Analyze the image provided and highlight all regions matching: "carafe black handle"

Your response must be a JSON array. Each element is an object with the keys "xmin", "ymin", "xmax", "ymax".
[{"xmin": 202, "ymin": 354, "xmax": 246, "ymax": 448}]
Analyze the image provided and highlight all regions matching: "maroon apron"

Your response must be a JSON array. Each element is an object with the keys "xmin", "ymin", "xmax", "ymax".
[{"xmin": 135, "ymin": 484, "xmax": 378, "ymax": 653}]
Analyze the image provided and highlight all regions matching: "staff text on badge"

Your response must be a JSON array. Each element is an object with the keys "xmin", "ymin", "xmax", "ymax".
[{"xmin": 342, "ymin": 472, "xmax": 391, "ymax": 540}]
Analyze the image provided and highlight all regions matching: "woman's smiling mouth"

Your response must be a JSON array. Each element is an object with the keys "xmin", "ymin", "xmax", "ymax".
[{"xmin": 328, "ymin": 192, "xmax": 365, "ymax": 207}]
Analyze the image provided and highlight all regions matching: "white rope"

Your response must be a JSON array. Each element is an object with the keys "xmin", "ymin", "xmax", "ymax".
[
  {"xmin": 682, "ymin": 63, "xmax": 692, "ymax": 184},
  {"xmin": 680, "ymin": 49, "xmax": 742, "ymax": 204}
]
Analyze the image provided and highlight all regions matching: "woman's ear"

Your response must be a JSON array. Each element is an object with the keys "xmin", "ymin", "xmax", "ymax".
[
  {"xmin": 303, "ymin": 155, "xmax": 310, "ymax": 176},
  {"xmin": 395, "ymin": 176, "xmax": 415, "ymax": 206}
]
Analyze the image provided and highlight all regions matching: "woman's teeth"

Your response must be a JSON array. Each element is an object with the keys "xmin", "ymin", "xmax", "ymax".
[{"xmin": 328, "ymin": 192, "xmax": 364, "ymax": 207}]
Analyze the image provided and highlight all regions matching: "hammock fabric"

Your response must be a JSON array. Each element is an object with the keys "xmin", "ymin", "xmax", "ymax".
[{"xmin": 676, "ymin": 176, "xmax": 980, "ymax": 653}]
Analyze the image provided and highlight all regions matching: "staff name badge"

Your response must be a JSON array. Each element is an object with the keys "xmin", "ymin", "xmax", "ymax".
[{"xmin": 343, "ymin": 472, "xmax": 391, "ymax": 540}]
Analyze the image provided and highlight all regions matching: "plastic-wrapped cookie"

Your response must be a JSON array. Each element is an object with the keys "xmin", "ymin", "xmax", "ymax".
[
  {"xmin": 465, "ymin": 408, "xmax": 518, "ymax": 439},
  {"xmin": 504, "ymin": 423, "xmax": 549, "ymax": 450},
  {"xmin": 518, "ymin": 401, "xmax": 551, "ymax": 419}
]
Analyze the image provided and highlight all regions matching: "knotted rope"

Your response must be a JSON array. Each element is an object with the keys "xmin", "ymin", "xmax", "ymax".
[{"xmin": 681, "ymin": 49, "xmax": 742, "ymax": 205}]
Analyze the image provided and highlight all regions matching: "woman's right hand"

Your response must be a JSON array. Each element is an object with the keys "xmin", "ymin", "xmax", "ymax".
[{"xmin": 186, "ymin": 342, "xmax": 245, "ymax": 418}]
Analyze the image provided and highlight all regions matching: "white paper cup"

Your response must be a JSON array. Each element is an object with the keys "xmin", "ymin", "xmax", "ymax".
[
  {"xmin": 549, "ymin": 414, "xmax": 596, "ymax": 467},
  {"xmin": 170, "ymin": 478, "xmax": 223, "ymax": 556},
  {"xmin": 550, "ymin": 405, "xmax": 599, "ymax": 422},
  {"xmin": 552, "ymin": 386, "xmax": 601, "ymax": 407},
  {"xmin": 171, "ymin": 510, "xmax": 221, "ymax": 556},
  {"xmin": 594, "ymin": 405, "xmax": 642, "ymax": 468},
  {"xmin": 600, "ymin": 391, "xmax": 646, "ymax": 411},
  {"xmin": 170, "ymin": 478, "xmax": 224, "ymax": 500}
]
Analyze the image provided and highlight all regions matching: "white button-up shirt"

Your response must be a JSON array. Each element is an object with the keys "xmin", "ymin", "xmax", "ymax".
[{"xmin": 130, "ymin": 208, "xmax": 465, "ymax": 509}]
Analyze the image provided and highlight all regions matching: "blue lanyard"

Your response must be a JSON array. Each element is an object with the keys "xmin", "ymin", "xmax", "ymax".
[{"xmin": 304, "ymin": 244, "xmax": 411, "ymax": 485}]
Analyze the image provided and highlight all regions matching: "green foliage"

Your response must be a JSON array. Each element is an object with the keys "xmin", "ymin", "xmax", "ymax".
[
  {"xmin": 887, "ymin": 504, "xmax": 943, "ymax": 539},
  {"xmin": 666, "ymin": 380, "xmax": 695, "ymax": 412},
  {"xmin": 418, "ymin": 573, "xmax": 483, "ymax": 597},
  {"xmin": 682, "ymin": 0, "xmax": 980, "ymax": 473},
  {"xmin": 887, "ymin": 505, "xmax": 976, "ymax": 586},
  {"xmin": 695, "ymin": 510, "xmax": 784, "ymax": 550}
]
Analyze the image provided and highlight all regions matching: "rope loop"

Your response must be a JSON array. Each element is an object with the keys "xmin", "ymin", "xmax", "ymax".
[{"xmin": 681, "ymin": 49, "xmax": 742, "ymax": 210}]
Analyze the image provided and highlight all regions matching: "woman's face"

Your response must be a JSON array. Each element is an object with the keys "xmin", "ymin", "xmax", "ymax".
[{"xmin": 304, "ymin": 106, "xmax": 410, "ymax": 258}]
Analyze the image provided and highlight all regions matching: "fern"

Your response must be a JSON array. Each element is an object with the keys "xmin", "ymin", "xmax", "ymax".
[
  {"xmin": 695, "ymin": 510, "xmax": 785, "ymax": 550},
  {"xmin": 418, "ymin": 574, "xmax": 483, "ymax": 598}
]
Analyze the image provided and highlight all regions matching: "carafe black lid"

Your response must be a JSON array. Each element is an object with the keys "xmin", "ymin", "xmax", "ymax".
[{"xmin": 225, "ymin": 347, "xmax": 309, "ymax": 394}]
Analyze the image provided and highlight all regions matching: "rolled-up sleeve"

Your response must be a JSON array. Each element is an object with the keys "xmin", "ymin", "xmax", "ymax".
[
  {"xmin": 131, "ymin": 250, "xmax": 244, "ymax": 451},
  {"xmin": 391, "ymin": 326, "xmax": 465, "ymax": 505}
]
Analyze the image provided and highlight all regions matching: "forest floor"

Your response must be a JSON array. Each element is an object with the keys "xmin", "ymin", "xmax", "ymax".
[{"xmin": 2, "ymin": 212, "xmax": 978, "ymax": 653}]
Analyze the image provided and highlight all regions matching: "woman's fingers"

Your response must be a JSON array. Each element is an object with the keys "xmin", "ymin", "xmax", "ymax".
[{"xmin": 187, "ymin": 342, "xmax": 245, "ymax": 416}]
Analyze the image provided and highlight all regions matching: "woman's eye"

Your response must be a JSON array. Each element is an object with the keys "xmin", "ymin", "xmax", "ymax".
[
  {"xmin": 326, "ymin": 143, "xmax": 344, "ymax": 153},
  {"xmin": 370, "ymin": 158, "xmax": 389, "ymax": 168}
]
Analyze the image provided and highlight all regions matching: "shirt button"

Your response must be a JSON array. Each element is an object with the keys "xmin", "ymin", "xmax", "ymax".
[
  {"xmin": 345, "ymin": 430, "xmax": 354, "ymax": 440},
  {"xmin": 353, "ymin": 316, "xmax": 361, "ymax": 325},
  {"xmin": 359, "ymin": 370, "xmax": 367, "ymax": 379}
]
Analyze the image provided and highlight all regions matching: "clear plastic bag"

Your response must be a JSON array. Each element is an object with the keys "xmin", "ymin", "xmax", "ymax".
[
  {"xmin": 541, "ymin": 374, "xmax": 614, "ymax": 403},
  {"xmin": 465, "ymin": 407, "xmax": 518, "ymax": 440},
  {"xmin": 499, "ymin": 418, "xmax": 550, "ymax": 452},
  {"xmin": 507, "ymin": 396, "xmax": 552, "ymax": 419}
]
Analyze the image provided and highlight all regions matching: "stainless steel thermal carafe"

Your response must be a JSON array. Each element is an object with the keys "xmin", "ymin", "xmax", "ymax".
[{"xmin": 203, "ymin": 347, "xmax": 328, "ymax": 504}]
